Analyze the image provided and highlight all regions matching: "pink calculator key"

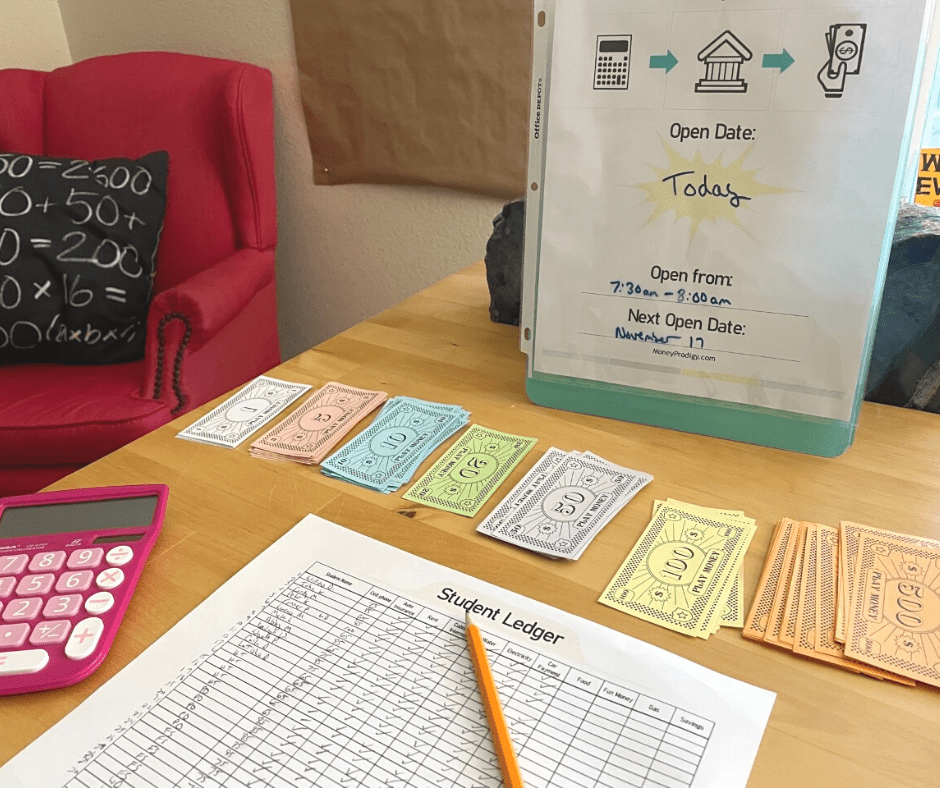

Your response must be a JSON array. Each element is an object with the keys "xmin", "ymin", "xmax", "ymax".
[
  {"xmin": 28, "ymin": 551, "xmax": 66, "ymax": 573},
  {"xmin": 0, "ymin": 577, "xmax": 15, "ymax": 598},
  {"xmin": 29, "ymin": 620, "xmax": 71, "ymax": 646},
  {"xmin": 16, "ymin": 574, "xmax": 55, "ymax": 597},
  {"xmin": 0, "ymin": 555, "xmax": 28, "ymax": 576},
  {"xmin": 55, "ymin": 570, "xmax": 93, "ymax": 593},
  {"xmin": 67, "ymin": 548, "xmax": 104, "ymax": 570},
  {"xmin": 2, "ymin": 597, "xmax": 42, "ymax": 622},
  {"xmin": 43, "ymin": 594, "xmax": 83, "ymax": 619},
  {"xmin": 0, "ymin": 623, "xmax": 30, "ymax": 649}
]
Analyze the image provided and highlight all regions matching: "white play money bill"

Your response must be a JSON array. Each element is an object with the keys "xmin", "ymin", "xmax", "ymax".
[
  {"xmin": 485, "ymin": 451, "xmax": 652, "ymax": 559},
  {"xmin": 177, "ymin": 376, "xmax": 312, "ymax": 448},
  {"xmin": 476, "ymin": 447, "xmax": 569, "ymax": 535}
]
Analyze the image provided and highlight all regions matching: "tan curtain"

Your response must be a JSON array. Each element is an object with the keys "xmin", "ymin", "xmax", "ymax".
[{"xmin": 288, "ymin": 0, "xmax": 533, "ymax": 197}]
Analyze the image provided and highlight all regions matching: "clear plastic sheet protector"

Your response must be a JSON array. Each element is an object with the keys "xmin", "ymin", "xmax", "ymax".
[{"xmin": 521, "ymin": 0, "xmax": 936, "ymax": 455}]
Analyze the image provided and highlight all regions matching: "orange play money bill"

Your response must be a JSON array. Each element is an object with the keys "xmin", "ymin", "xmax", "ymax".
[
  {"xmin": 838, "ymin": 521, "xmax": 938, "ymax": 643},
  {"xmin": 744, "ymin": 518, "xmax": 797, "ymax": 642},
  {"xmin": 777, "ymin": 523, "xmax": 809, "ymax": 648},
  {"xmin": 793, "ymin": 524, "xmax": 819, "ymax": 658},
  {"xmin": 814, "ymin": 525, "xmax": 912, "ymax": 684},
  {"xmin": 844, "ymin": 531, "xmax": 940, "ymax": 688}
]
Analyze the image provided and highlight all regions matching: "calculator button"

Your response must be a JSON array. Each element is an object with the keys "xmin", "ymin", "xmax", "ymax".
[
  {"xmin": 16, "ymin": 573, "xmax": 55, "ymax": 597},
  {"xmin": 30, "ymin": 620, "xmax": 71, "ymax": 646},
  {"xmin": 0, "ymin": 555, "xmax": 28, "ymax": 576},
  {"xmin": 29, "ymin": 551, "xmax": 66, "ymax": 572},
  {"xmin": 65, "ymin": 617, "xmax": 103, "ymax": 660},
  {"xmin": 67, "ymin": 548, "xmax": 104, "ymax": 570},
  {"xmin": 0, "ymin": 648, "xmax": 49, "ymax": 675},
  {"xmin": 0, "ymin": 577, "xmax": 15, "ymax": 598},
  {"xmin": 84, "ymin": 592, "xmax": 115, "ymax": 615},
  {"xmin": 0, "ymin": 623, "xmax": 30, "ymax": 649},
  {"xmin": 44, "ymin": 594, "xmax": 83, "ymax": 619},
  {"xmin": 56, "ymin": 570, "xmax": 93, "ymax": 593},
  {"xmin": 96, "ymin": 567, "xmax": 125, "ymax": 590},
  {"xmin": 1, "ymin": 597, "xmax": 43, "ymax": 622},
  {"xmin": 105, "ymin": 546, "xmax": 134, "ymax": 566}
]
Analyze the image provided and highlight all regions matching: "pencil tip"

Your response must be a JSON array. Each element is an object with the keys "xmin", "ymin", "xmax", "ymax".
[{"xmin": 465, "ymin": 611, "xmax": 475, "ymax": 626}]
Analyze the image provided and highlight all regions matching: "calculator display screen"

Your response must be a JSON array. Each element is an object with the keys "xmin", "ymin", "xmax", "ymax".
[
  {"xmin": 0, "ymin": 495, "xmax": 159, "ymax": 539},
  {"xmin": 599, "ymin": 40, "xmax": 630, "ymax": 52}
]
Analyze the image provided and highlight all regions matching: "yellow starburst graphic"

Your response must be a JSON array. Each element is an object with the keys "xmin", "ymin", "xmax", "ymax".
[{"xmin": 635, "ymin": 140, "xmax": 789, "ymax": 237}]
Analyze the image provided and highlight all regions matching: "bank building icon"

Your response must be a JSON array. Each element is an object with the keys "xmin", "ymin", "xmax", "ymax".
[{"xmin": 695, "ymin": 30, "xmax": 752, "ymax": 93}]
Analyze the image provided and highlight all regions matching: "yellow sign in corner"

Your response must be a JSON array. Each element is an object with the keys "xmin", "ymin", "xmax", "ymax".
[{"xmin": 914, "ymin": 148, "xmax": 940, "ymax": 207}]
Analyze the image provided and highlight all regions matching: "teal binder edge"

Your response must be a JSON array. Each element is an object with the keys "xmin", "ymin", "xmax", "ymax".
[
  {"xmin": 519, "ymin": 0, "xmax": 935, "ymax": 459},
  {"xmin": 526, "ymin": 371, "xmax": 855, "ymax": 457}
]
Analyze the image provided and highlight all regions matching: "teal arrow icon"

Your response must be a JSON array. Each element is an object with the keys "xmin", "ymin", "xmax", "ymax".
[
  {"xmin": 762, "ymin": 49, "xmax": 795, "ymax": 72},
  {"xmin": 649, "ymin": 51, "xmax": 678, "ymax": 73}
]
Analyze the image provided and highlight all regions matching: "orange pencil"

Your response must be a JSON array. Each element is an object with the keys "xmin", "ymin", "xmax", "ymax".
[{"xmin": 464, "ymin": 612, "xmax": 526, "ymax": 788}]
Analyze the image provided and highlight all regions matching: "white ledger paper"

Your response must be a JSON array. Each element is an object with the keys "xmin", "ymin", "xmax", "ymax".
[
  {"xmin": 529, "ymin": 0, "xmax": 934, "ymax": 421},
  {"xmin": 2, "ymin": 516, "xmax": 775, "ymax": 788}
]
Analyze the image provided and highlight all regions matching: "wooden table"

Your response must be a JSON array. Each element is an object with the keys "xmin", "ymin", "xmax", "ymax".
[{"xmin": 2, "ymin": 261, "xmax": 938, "ymax": 786}]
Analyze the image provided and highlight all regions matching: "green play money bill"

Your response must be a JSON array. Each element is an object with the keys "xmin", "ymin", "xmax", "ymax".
[{"xmin": 403, "ymin": 425, "xmax": 537, "ymax": 516}]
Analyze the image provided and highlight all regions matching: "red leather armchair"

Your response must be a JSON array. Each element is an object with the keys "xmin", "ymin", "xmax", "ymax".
[{"xmin": 0, "ymin": 52, "xmax": 281, "ymax": 495}]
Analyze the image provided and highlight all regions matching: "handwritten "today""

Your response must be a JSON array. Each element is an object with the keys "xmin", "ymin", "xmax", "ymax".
[{"xmin": 662, "ymin": 170, "xmax": 751, "ymax": 208}]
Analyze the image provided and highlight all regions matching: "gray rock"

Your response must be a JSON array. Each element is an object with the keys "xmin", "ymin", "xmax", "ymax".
[
  {"xmin": 892, "ymin": 200, "xmax": 940, "ymax": 245},
  {"xmin": 865, "ymin": 201, "xmax": 940, "ymax": 412},
  {"xmin": 484, "ymin": 198, "xmax": 525, "ymax": 325}
]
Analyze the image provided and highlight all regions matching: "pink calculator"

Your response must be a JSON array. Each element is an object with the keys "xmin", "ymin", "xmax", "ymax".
[{"xmin": 0, "ymin": 484, "xmax": 168, "ymax": 695}]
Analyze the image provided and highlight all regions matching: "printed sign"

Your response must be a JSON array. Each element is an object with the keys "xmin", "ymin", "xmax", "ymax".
[
  {"xmin": 526, "ymin": 0, "xmax": 932, "ymax": 423},
  {"xmin": 914, "ymin": 148, "xmax": 940, "ymax": 206}
]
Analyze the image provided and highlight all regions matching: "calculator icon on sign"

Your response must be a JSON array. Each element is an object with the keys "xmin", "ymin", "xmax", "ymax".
[{"xmin": 594, "ymin": 35, "xmax": 632, "ymax": 90}]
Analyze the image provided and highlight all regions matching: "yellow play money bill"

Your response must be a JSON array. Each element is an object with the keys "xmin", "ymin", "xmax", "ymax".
[
  {"xmin": 402, "ymin": 424, "xmax": 537, "ymax": 516},
  {"xmin": 654, "ymin": 500, "xmax": 748, "ymax": 629},
  {"xmin": 600, "ymin": 502, "xmax": 755, "ymax": 638}
]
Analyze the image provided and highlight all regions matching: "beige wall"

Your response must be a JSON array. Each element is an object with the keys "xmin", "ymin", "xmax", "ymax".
[
  {"xmin": 0, "ymin": 0, "xmax": 71, "ymax": 70},
  {"xmin": 55, "ymin": 0, "xmax": 507, "ymax": 361}
]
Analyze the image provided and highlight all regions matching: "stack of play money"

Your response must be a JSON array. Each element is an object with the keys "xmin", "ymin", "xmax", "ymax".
[
  {"xmin": 249, "ymin": 382, "xmax": 387, "ymax": 465},
  {"xmin": 476, "ymin": 447, "xmax": 652, "ymax": 560},
  {"xmin": 320, "ymin": 396, "xmax": 470, "ymax": 493},
  {"xmin": 744, "ymin": 518, "xmax": 939, "ymax": 687},
  {"xmin": 176, "ymin": 376, "xmax": 312, "ymax": 448},
  {"xmin": 402, "ymin": 425, "xmax": 538, "ymax": 517},
  {"xmin": 599, "ymin": 500, "xmax": 756, "ymax": 638}
]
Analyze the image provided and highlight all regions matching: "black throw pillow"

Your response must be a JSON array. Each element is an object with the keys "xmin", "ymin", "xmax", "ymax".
[{"xmin": 0, "ymin": 150, "xmax": 168, "ymax": 365}]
